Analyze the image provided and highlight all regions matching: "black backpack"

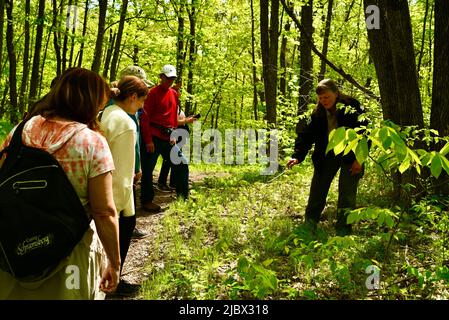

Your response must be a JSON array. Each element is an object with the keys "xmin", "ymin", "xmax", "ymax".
[{"xmin": 0, "ymin": 120, "xmax": 90, "ymax": 280}]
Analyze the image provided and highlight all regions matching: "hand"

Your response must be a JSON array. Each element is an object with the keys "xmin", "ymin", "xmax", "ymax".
[
  {"xmin": 350, "ymin": 160, "xmax": 362, "ymax": 176},
  {"xmin": 185, "ymin": 116, "xmax": 196, "ymax": 124},
  {"xmin": 146, "ymin": 142, "xmax": 155, "ymax": 153},
  {"xmin": 170, "ymin": 138, "xmax": 176, "ymax": 145},
  {"xmin": 99, "ymin": 262, "xmax": 120, "ymax": 294},
  {"xmin": 287, "ymin": 158, "xmax": 299, "ymax": 169}
]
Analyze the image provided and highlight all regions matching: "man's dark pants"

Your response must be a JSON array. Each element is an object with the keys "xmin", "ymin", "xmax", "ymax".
[
  {"xmin": 305, "ymin": 154, "xmax": 363, "ymax": 229},
  {"xmin": 140, "ymin": 136, "xmax": 189, "ymax": 205}
]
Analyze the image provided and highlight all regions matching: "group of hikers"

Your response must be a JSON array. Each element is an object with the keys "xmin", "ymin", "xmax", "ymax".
[{"xmin": 0, "ymin": 63, "xmax": 368, "ymax": 299}]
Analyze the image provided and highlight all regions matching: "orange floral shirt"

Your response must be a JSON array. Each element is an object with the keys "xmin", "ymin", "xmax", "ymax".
[{"xmin": 1, "ymin": 116, "xmax": 114, "ymax": 207}]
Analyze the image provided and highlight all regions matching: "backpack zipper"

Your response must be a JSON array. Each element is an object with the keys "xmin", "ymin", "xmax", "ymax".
[{"xmin": 0, "ymin": 165, "xmax": 58, "ymax": 189}]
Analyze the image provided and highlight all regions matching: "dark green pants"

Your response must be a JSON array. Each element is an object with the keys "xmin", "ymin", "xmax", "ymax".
[{"xmin": 305, "ymin": 155, "xmax": 363, "ymax": 228}]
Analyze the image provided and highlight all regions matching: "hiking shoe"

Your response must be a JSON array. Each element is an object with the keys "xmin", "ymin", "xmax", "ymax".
[
  {"xmin": 142, "ymin": 202, "xmax": 161, "ymax": 213},
  {"xmin": 132, "ymin": 228, "xmax": 149, "ymax": 239},
  {"xmin": 155, "ymin": 183, "xmax": 173, "ymax": 193},
  {"xmin": 114, "ymin": 280, "xmax": 141, "ymax": 297}
]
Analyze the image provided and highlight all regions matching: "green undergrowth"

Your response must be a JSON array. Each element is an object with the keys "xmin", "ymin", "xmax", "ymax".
[{"xmin": 141, "ymin": 162, "xmax": 449, "ymax": 300}]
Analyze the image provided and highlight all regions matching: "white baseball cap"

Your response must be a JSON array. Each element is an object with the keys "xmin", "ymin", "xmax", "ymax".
[{"xmin": 161, "ymin": 64, "xmax": 177, "ymax": 78}]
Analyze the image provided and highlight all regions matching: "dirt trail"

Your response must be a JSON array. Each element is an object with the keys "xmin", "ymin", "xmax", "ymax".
[{"xmin": 107, "ymin": 171, "xmax": 222, "ymax": 300}]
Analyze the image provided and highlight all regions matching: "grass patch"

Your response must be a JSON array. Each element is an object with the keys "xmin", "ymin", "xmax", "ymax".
[{"xmin": 141, "ymin": 163, "xmax": 449, "ymax": 299}]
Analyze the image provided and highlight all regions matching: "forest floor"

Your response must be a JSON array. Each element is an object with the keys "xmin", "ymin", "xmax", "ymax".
[{"xmin": 107, "ymin": 169, "xmax": 228, "ymax": 300}]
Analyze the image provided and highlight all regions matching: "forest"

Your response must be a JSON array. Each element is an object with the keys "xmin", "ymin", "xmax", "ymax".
[{"xmin": 1, "ymin": 0, "xmax": 449, "ymax": 300}]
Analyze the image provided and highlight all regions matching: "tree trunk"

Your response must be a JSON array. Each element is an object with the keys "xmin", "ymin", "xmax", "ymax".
[
  {"xmin": 280, "ymin": 21, "xmax": 290, "ymax": 97},
  {"xmin": 0, "ymin": 83, "xmax": 8, "ymax": 117},
  {"xmin": 5, "ymin": 0, "xmax": 18, "ymax": 123},
  {"xmin": 318, "ymin": 0, "xmax": 333, "ymax": 81},
  {"xmin": 339, "ymin": 0, "xmax": 356, "ymax": 47},
  {"xmin": 364, "ymin": 0, "xmax": 423, "ymax": 126},
  {"xmin": 185, "ymin": 0, "xmax": 197, "ymax": 116},
  {"xmin": 260, "ymin": 0, "xmax": 279, "ymax": 126},
  {"xmin": 91, "ymin": 0, "xmax": 107, "ymax": 74},
  {"xmin": 0, "ymin": 0, "xmax": 4, "ymax": 78},
  {"xmin": 52, "ymin": 0, "xmax": 62, "ymax": 76},
  {"xmin": 384, "ymin": 0, "xmax": 423, "ymax": 127},
  {"xmin": 103, "ymin": 30, "xmax": 116, "ymax": 79},
  {"xmin": 250, "ymin": 0, "xmax": 258, "ymax": 121},
  {"xmin": 176, "ymin": 1, "xmax": 186, "ymax": 82},
  {"xmin": 39, "ymin": 26, "xmax": 53, "ymax": 97},
  {"xmin": 78, "ymin": 0, "xmax": 89, "ymax": 67},
  {"xmin": 28, "ymin": 0, "xmax": 46, "ymax": 107},
  {"xmin": 109, "ymin": 0, "xmax": 128, "ymax": 82},
  {"xmin": 18, "ymin": 0, "xmax": 31, "ymax": 115},
  {"xmin": 430, "ymin": 0, "xmax": 449, "ymax": 195},
  {"xmin": 68, "ymin": 0, "xmax": 79, "ymax": 68},
  {"xmin": 298, "ymin": 0, "xmax": 313, "ymax": 115},
  {"xmin": 62, "ymin": 0, "xmax": 72, "ymax": 72},
  {"xmin": 417, "ymin": 0, "xmax": 429, "ymax": 75},
  {"xmin": 431, "ymin": 0, "xmax": 449, "ymax": 137}
]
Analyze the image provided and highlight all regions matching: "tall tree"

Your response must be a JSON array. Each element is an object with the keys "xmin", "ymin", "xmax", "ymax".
[
  {"xmin": 384, "ymin": 0, "xmax": 423, "ymax": 126},
  {"xmin": 77, "ymin": 0, "xmax": 89, "ymax": 67},
  {"xmin": 175, "ymin": 0, "xmax": 186, "ymax": 82},
  {"xmin": 318, "ymin": 0, "xmax": 333, "ymax": 81},
  {"xmin": 5, "ymin": 0, "xmax": 18, "ymax": 123},
  {"xmin": 103, "ymin": 30, "xmax": 116, "ymax": 79},
  {"xmin": 0, "ymin": 0, "xmax": 5, "ymax": 78},
  {"xmin": 430, "ymin": 0, "xmax": 449, "ymax": 138},
  {"xmin": 52, "ymin": 0, "xmax": 62, "ymax": 76},
  {"xmin": 109, "ymin": 0, "xmax": 128, "ymax": 81},
  {"xmin": 298, "ymin": 0, "xmax": 313, "ymax": 115},
  {"xmin": 18, "ymin": 0, "xmax": 31, "ymax": 115},
  {"xmin": 185, "ymin": 0, "xmax": 198, "ymax": 116},
  {"xmin": 91, "ymin": 0, "xmax": 107, "ymax": 74},
  {"xmin": 364, "ymin": 0, "xmax": 423, "ymax": 126},
  {"xmin": 250, "ymin": 0, "xmax": 259, "ymax": 121},
  {"xmin": 62, "ymin": 0, "xmax": 73, "ymax": 72},
  {"xmin": 28, "ymin": 0, "xmax": 46, "ymax": 107},
  {"xmin": 260, "ymin": 0, "xmax": 279, "ymax": 125},
  {"xmin": 68, "ymin": 0, "xmax": 79, "ymax": 68},
  {"xmin": 279, "ymin": 21, "xmax": 290, "ymax": 98},
  {"xmin": 430, "ymin": 0, "xmax": 449, "ymax": 195}
]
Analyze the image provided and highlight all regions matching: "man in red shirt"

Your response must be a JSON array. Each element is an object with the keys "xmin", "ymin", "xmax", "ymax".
[{"xmin": 140, "ymin": 65, "xmax": 190, "ymax": 211}]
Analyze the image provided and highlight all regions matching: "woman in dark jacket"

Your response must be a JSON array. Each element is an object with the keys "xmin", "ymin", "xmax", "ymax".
[{"xmin": 287, "ymin": 79, "xmax": 368, "ymax": 236}]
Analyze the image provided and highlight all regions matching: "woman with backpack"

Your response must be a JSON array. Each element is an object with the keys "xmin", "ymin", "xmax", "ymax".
[{"xmin": 0, "ymin": 68, "xmax": 120, "ymax": 299}]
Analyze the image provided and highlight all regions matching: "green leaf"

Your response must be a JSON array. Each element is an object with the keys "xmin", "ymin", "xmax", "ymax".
[
  {"xmin": 408, "ymin": 149, "xmax": 421, "ymax": 165},
  {"xmin": 262, "ymin": 258, "xmax": 274, "ymax": 267},
  {"xmin": 334, "ymin": 141, "xmax": 346, "ymax": 155},
  {"xmin": 440, "ymin": 142, "xmax": 449, "ymax": 156},
  {"xmin": 346, "ymin": 128, "xmax": 358, "ymax": 141},
  {"xmin": 399, "ymin": 157, "xmax": 410, "ymax": 174},
  {"xmin": 440, "ymin": 155, "xmax": 449, "ymax": 175},
  {"xmin": 431, "ymin": 154, "xmax": 443, "ymax": 178},
  {"xmin": 377, "ymin": 213, "xmax": 385, "ymax": 226},
  {"xmin": 385, "ymin": 215, "xmax": 394, "ymax": 228},
  {"xmin": 326, "ymin": 127, "xmax": 346, "ymax": 154},
  {"xmin": 354, "ymin": 137, "xmax": 369, "ymax": 164},
  {"xmin": 344, "ymin": 138, "xmax": 359, "ymax": 156},
  {"xmin": 347, "ymin": 211, "xmax": 358, "ymax": 224}
]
